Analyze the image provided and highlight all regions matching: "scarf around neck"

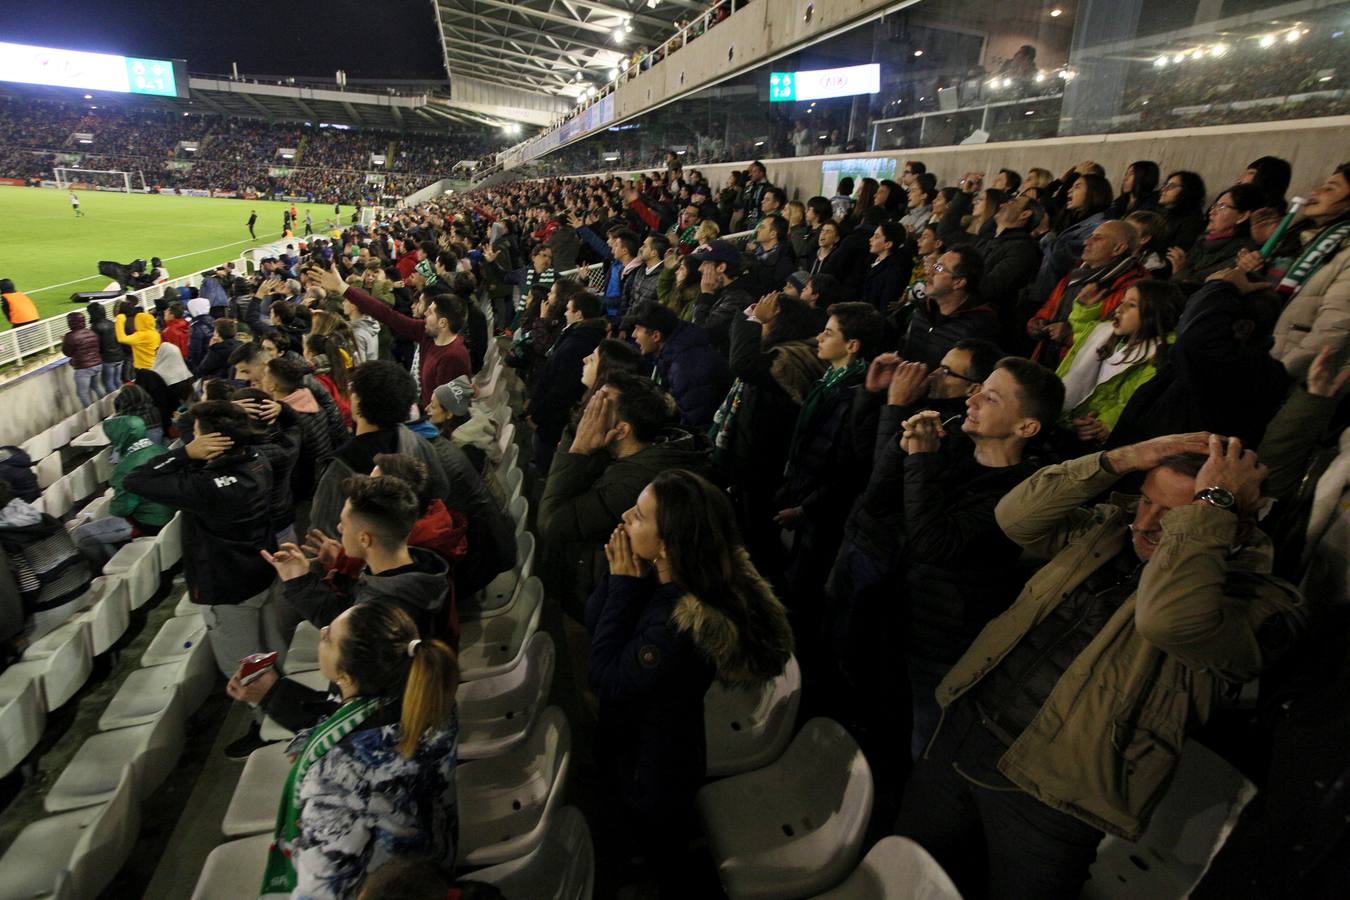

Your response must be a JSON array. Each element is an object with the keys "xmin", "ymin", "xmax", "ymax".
[
  {"xmin": 787, "ymin": 358, "xmax": 863, "ymax": 470},
  {"xmin": 260, "ymin": 695, "xmax": 387, "ymax": 898}
]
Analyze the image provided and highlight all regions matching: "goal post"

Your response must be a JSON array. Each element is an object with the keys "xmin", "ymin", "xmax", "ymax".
[{"xmin": 53, "ymin": 168, "xmax": 135, "ymax": 193}]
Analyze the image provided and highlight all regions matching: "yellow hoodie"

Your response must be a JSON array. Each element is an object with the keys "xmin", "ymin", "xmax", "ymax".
[{"xmin": 115, "ymin": 311, "xmax": 163, "ymax": 370}]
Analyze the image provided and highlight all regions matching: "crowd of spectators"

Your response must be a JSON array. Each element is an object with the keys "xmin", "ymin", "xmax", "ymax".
[
  {"xmin": 4, "ymin": 132, "xmax": 1348, "ymax": 897},
  {"xmin": 0, "ymin": 97, "xmax": 506, "ymax": 201}
]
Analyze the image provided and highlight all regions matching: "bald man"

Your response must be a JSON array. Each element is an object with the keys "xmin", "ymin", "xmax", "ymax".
[{"xmin": 1027, "ymin": 219, "xmax": 1150, "ymax": 364}]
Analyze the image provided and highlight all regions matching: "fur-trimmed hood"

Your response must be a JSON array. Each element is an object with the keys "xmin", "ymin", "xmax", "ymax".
[{"xmin": 670, "ymin": 549, "xmax": 794, "ymax": 688}]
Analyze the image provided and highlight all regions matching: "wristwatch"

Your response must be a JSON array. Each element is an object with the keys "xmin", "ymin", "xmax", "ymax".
[{"xmin": 1193, "ymin": 486, "xmax": 1236, "ymax": 510}]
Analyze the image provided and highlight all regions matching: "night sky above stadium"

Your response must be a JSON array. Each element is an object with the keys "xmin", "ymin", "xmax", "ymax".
[{"xmin": 0, "ymin": 0, "xmax": 447, "ymax": 81}]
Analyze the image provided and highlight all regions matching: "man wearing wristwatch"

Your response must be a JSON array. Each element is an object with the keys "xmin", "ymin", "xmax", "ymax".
[{"xmin": 895, "ymin": 431, "xmax": 1308, "ymax": 900}]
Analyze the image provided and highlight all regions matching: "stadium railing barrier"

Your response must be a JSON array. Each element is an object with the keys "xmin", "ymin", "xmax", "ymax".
[{"xmin": 0, "ymin": 234, "xmax": 301, "ymax": 371}]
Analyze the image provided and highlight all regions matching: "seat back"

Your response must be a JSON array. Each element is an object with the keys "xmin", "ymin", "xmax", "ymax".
[
  {"xmin": 502, "ymin": 466, "xmax": 524, "ymax": 506},
  {"xmin": 705, "ymin": 654, "xmax": 803, "ymax": 777},
  {"xmin": 497, "ymin": 443, "xmax": 519, "ymax": 480},
  {"xmin": 35, "ymin": 453, "xmax": 63, "ymax": 491},
  {"xmin": 68, "ymin": 763, "xmax": 142, "ymax": 900},
  {"xmin": 42, "ymin": 476, "xmax": 75, "ymax": 519},
  {"xmin": 782, "ymin": 718, "xmax": 874, "ymax": 852},
  {"xmin": 459, "ymin": 630, "xmax": 555, "ymax": 710},
  {"xmin": 84, "ymin": 575, "xmax": 132, "ymax": 656},
  {"xmin": 516, "ymin": 531, "xmax": 536, "ymax": 580},
  {"xmin": 68, "ymin": 461, "xmax": 99, "ymax": 504},
  {"xmin": 496, "ymin": 421, "xmax": 516, "ymax": 459},
  {"xmin": 92, "ymin": 447, "xmax": 113, "ymax": 485},
  {"xmin": 0, "ymin": 675, "xmax": 47, "ymax": 779},
  {"xmin": 154, "ymin": 513, "xmax": 183, "ymax": 570},
  {"xmin": 817, "ymin": 835, "xmax": 962, "ymax": 900},
  {"xmin": 510, "ymin": 496, "xmax": 529, "ymax": 537}
]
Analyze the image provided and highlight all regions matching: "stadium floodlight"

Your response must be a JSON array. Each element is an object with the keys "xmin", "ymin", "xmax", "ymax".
[
  {"xmin": 1259, "ymin": 33, "xmax": 1277, "ymax": 47},
  {"xmin": 1211, "ymin": 43, "xmax": 1229, "ymax": 57},
  {"xmin": 613, "ymin": 27, "xmax": 626, "ymax": 41}
]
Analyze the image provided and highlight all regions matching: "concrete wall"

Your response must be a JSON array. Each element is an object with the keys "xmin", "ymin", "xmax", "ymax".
[
  {"xmin": 0, "ymin": 358, "xmax": 80, "ymax": 448},
  {"xmin": 572, "ymin": 115, "xmax": 1349, "ymax": 206}
]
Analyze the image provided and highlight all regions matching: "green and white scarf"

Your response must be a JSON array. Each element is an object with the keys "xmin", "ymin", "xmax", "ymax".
[
  {"xmin": 786, "ymin": 358, "xmax": 864, "ymax": 473},
  {"xmin": 259, "ymin": 695, "xmax": 386, "ymax": 899},
  {"xmin": 1278, "ymin": 220, "xmax": 1350, "ymax": 297}
]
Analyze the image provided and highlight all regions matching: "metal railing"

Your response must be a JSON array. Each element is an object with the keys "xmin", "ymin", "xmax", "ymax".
[
  {"xmin": 0, "ymin": 234, "xmax": 302, "ymax": 372},
  {"xmin": 509, "ymin": 0, "xmax": 748, "ymax": 166}
]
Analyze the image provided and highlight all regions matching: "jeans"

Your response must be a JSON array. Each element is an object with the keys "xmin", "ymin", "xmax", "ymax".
[
  {"xmin": 99, "ymin": 361, "xmax": 122, "ymax": 395},
  {"xmin": 906, "ymin": 655, "xmax": 952, "ymax": 761},
  {"xmin": 72, "ymin": 516, "xmax": 134, "ymax": 566},
  {"xmin": 895, "ymin": 700, "xmax": 1104, "ymax": 900},
  {"xmin": 197, "ymin": 580, "xmax": 301, "ymax": 688},
  {"xmin": 72, "ymin": 366, "xmax": 104, "ymax": 407}
]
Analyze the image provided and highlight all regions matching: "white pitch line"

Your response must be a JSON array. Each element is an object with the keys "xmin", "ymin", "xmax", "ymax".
[{"xmin": 25, "ymin": 235, "xmax": 265, "ymax": 295}]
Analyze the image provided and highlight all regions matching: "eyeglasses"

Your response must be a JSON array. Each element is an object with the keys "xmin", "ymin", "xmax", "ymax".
[
  {"xmin": 935, "ymin": 364, "xmax": 980, "ymax": 383},
  {"xmin": 1209, "ymin": 202, "xmax": 1235, "ymax": 213},
  {"xmin": 1161, "ymin": 182, "xmax": 1183, "ymax": 191},
  {"xmin": 931, "ymin": 262, "xmax": 949, "ymax": 274}
]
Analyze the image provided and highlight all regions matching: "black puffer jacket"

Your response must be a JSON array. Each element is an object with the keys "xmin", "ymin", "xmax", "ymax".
[
  {"xmin": 692, "ymin": 273, "xmax": 756, "ymax": 356},
  {"xmin": 124, "ymin": 447, "xmax": 275, "ymax": 605},
  {"xmin": 87, "ymin": 304, "xmax": 125, "ymax": 364},
  {"xmin": 285, "ymin": 390, "xmax": 339, "ymax": 502}
]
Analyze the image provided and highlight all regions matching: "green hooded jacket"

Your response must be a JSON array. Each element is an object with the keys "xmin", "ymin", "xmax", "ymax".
[{"xmin": 105, "ymin": 416, "xmax": 175, "ymax": 529}]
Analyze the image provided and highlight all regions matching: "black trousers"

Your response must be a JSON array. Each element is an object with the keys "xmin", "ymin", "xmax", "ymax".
[{"xmin": 895, "ymin": 700, "xmax": 1104, "ymax": 900}]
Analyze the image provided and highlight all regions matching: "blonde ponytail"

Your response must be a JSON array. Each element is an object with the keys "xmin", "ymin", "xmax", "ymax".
[{"xmin": 398, "ymin": 639, "xmax": 459, "ymax": 757}]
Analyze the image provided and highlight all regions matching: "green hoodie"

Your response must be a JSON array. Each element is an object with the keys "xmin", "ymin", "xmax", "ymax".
[{"xmin": 105, "ymin": 415, "xmax": 175, "ymax": 529}]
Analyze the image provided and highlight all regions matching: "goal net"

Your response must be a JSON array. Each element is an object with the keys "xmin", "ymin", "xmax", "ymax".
[{"xmin": 53, "ymin": 168, "xmax": 144, "ymax": 193}]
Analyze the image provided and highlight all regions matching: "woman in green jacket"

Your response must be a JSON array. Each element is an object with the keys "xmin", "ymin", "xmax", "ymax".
[{"xmin": 1056, "ymin": 280, "xmax": 1181, "ymax": 450}]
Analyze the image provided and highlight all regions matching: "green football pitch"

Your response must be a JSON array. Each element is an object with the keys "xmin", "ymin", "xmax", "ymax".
[{"xmin": 0, "ymin": 187, "xmax": 353, "ymax": 328}]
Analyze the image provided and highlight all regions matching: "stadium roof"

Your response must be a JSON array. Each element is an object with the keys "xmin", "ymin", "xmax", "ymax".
[
  {"xmin": 0, "ymin": 74, "xmax": 553, "ymax": 134},
  {"xmin": 430, "ymin": 0, "xmax": 699, "ymax": 98}
]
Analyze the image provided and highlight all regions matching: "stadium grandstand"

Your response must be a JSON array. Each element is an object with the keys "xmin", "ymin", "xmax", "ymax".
[{"xmin": 0, "ymin": 0, "xmax": 1347, "ymax": 897}]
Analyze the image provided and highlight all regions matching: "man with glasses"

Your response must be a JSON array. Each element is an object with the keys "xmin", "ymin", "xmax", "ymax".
[
  {"xmin": 904, "ymin": 247, "xmax": 1002, "ymax": 369},
  {"xmin": 823, "ymin": 343, "xmax": 1062, "ymax": 772}
]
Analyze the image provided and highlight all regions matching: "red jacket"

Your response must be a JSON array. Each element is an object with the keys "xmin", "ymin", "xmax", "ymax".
[
  {"xmin": 1027, "ymin": 262, "xmax": 1150, "ymax": 364},
  {"xmin": 329, "ymin": 499, "xmax": 468, "ymax": 645},
  {"xmin": 161, "ymin": 319, "xmax": 190, "ymax": 360}
]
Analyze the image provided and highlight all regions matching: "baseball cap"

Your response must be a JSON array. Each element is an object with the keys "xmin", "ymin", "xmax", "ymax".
[{"xmin": 433, "ymin": 376, "xmax": 474, "ymax": 417}]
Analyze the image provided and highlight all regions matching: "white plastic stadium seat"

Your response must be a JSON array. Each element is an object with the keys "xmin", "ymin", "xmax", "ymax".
[
  {"xmin": 1083, "ymin": 741, "xmax": 1257, "ymax": 899},
  {"xmin": 497, "ymin": 442, "xmax": 519, "ymax": 481},
  {"xmin": 0, "ymin": 674, "xmax": 46, "ymax": 780},
  {"xmin": 282, "ymin": 620, "xmax": 321, "ymax": 675},
  {"xmin": 697, "ymin": 717, "xmax": 874, "ymax": 900},
  {"xmin": 221, "ymin": 743, "xmax": 293, "ymax": 837},
  {"xmin": 34, "ymin": 452, "xmax": 62, "ymax": 491},
  {"xmin": 19, "ymin": 429, "xmax": 57, "ymax": 464},
  {"xmin": 44, "ymin": 690, "xmax": 186, "ymax": 813},
  {"xmin": 463, "ymin": 531, "xmax": 536, "ymax": 621},
  {"xmin": 458, "ymin": 630, "xmax": 555, "ymax": 760},
  {"xmin": 104, "ymin": 539, "xmax": 160, "ymax": 610},
  {"xmin": 92, "ymin": 445, "xmax": 114, "ymax": 483},
  {"xmin": 153, "ymin": 512, "xmax": 183, "ymax": 569},
  {"xmin": 495, "ymin": 421, "xmax": 516, "ymax": 463},
  {"xmin": 260, "ymin": 668, "xmax": 332, "ymax": 742},
  {"xmin": 67, "ymin": 460, "xmax": 99, "ymax": 503},
  {"xmin": 100, "ymin": 637, "xmax": 215, "ymax": 730},
  {"xmin": 140, "ymin": 612, "xmax": 207, "ymax": 667},
  {"xmin": 503, "ymin": 466, "xmax": 524, "ymax": 506},
  {"xmin": 41, "ymin": 475, "xmax": 73, "ymax": 518},
  {"xmin": 459, "ymin": 576, "xmax": 544, "ymax": 682},
  {"xmin": 0, "ymin": 763, "xmax": 140, "ymax": 900},
  {"xmin": 190, "ymin": 832, "xmax": 272, "ymax": 900},
  {"xmin": 4, "ymin": 620, "xmax": 94, "ymax": 711},
  {"xmin": 814, "ymin": 836, "xmax": 962, "ymax": 900},
  {"xmin": 469, "ymin": 805, "xmax": 595, "ymax": 900},
  {"xmin": 75, "ymin": 574, "xmax": 131, "ymax": 656},
  {"xmin": 458, "ymin": 706, "xmax": 572, "ymax": 866},
  {"xmin": 705, "ymin": 654, "xmax": 802, "ymax": 777}
]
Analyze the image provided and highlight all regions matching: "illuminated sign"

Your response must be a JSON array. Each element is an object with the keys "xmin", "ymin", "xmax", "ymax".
[
  {"xmin": 0, "ymin": 41, "xmax": 184, "ymax": 97},
  {"xmin": 770, "ymin": 64, "xmax": 881, "ymax": 102}
]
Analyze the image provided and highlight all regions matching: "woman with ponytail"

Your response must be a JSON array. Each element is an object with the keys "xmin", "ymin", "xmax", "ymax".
[
  {"xmin": 304, "ymin": 332, "xmax": 353, "ymax": 427},
  {"xmin": 587, "ymin": 468, "xmax": 793, "ymax": 890},
  {"xmin": 254, "ymin": 602, "xmax": 459, "ymax": 900}
]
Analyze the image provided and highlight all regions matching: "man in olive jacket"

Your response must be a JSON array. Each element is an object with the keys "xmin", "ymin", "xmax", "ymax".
[{"xmin": 895, "ymin": 431, "xmax": 1306, "ymax": 900}]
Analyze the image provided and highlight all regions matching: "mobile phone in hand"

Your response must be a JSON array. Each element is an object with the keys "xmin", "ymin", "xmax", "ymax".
[{"xmin": 238, "ymin": 651, "xmax": 279, "ymax": 686}]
